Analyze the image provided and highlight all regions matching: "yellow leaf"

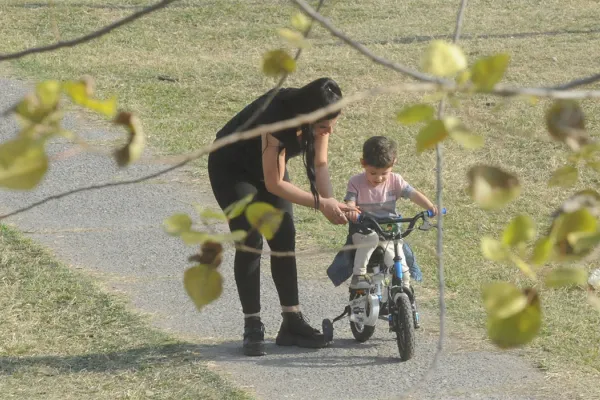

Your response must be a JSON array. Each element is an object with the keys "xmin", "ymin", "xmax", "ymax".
[
  {"xmin": 36, "ymin": 80, "xmax": 61, "ymax": 110},
  {"xmin": 467, "ymin": 165, "xmax": 521, "ymax": 210},
  {"xmin": 113, "ymin": 112, "xmax": 145, "ymax": 167},
  {"xmin": 183, "ymin": 265, "xmax": 223, "ymax": 311},
  {"xmin": 416, "ymin": 120, "xmax": 448, "ymax": 153},
  {"xmin": 278, "ymin": 28, "xmax": 310, "ymax": 48},
  {"xmin": 470, "ymin": 53, "xmax": 511, "ymax": 91},
  {"xmin": 291, "ymin": 12, "xmax": 311, "ymax": 31},
  {"xmin": 421, "ymin": 40, "xmax": 467, "ymax": 77},
  {"xmin": 482, "ymin": 281, "xmax": 528, "ymax": 319},
  {"xmin": 262, "ymin": 49, "xmax": 296, "ymax": 77},
  {"xmin": 246, "ymin": 202, "xmax": 284, "ymax": 240},
  {"xmin": 502, "ymin": 214, "xmax": 535, "ymax": 247},
  {"xmin": 485, "ymin": 288, "xmax": 541, "ymax": 349},
  {"xmin": 196, "ymin": 207, "xmax": 227, "ymax": 222},
  {"xmin": 444, "ymin": 116, "xmax": 484, "ymax": 150},
  {"xmin": 545, "ymin": 100, "xmax": 590, "ymax": 151},
  {"xmin": 544, "ymin": 267, "xmax": 588, "ymax": 288},
  {"xmin": 396, "ymin": 104, "xmax": 435, "ymax": 125},
  {"xmin": 223, "ymin": 193, "xmax": 255, "ymax": 220},
  {"xmin": 163, "ymin": 213, "xmax": 192, "ymax": 235},
  {"xmin": 549, "ymin": 165, "xmax": 578, "ymax": 188},
  {"xmin": 0, "ymin": 137, "xmax": 48, "ymax": 190},
  {"xmin": 62, "ymin": 80, "xmax": 116, "ymax": 118},
  {"xmin": 481, "ymin": 237, "xmax": 509, "ymax": 262}
]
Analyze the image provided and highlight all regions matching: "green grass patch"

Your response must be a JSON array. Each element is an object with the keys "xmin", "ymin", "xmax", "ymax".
[{"xmin": 0, "ymin": 224, "xmax": 252, "ymax": 400}]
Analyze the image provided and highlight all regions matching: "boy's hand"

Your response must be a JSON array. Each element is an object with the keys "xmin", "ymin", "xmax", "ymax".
[
  {"xmin": 345, "ymin": 210, "xmax": 360, "ymax": 223},
  {"xmin": 428, "ymin": 205, "xmax": 439, "ymax": 217}
]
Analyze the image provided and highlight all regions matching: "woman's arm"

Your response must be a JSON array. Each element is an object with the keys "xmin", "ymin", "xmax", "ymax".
[
  {"xmin": 314, "ymin": 133, "xmax": 334, "ymax": 198},
  {"xmin": 261, "ymin": 132, "xmax": 319, "ymax": 208}
]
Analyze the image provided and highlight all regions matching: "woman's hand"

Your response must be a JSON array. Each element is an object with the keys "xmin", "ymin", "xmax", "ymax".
[{"xmin": 319, "ymin": 198, "xmax": 354, "ymax": 225}]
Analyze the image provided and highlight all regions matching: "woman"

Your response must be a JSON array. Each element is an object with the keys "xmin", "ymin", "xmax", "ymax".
[{"xmin": 207, "ymin": 77, "xmax": 353, "ymax": 356}]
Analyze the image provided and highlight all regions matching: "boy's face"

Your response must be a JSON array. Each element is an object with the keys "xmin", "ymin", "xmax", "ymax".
[{"xmin": 361, "ymin": 159, "xmax": 394, "ymax": 186}]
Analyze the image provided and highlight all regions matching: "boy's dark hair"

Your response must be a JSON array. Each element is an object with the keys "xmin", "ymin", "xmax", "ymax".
[{"xmin": 362, "ymin": 136, "xmax": 397, "ymax": 168}]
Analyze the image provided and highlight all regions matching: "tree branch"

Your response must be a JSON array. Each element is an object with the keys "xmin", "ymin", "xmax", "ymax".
[
  {"xmin": 401, "ymin": 1, "xmax": 468, "ymax": 398},
  {"xmin": 291, "ymin": 0, "xmax": 446, "ymax": 84},
  {"xmin": 0, "ymin": 0, "xmax": 178, "ymax": 62},
  {"xmin": 550, "ymin": 72, "xmax": 600, "ymax": 90}
]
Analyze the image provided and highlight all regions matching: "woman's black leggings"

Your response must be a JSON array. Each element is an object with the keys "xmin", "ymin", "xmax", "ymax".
[{"xmin": 207, "ymin": 155, "xmax": 299, "ymax": 315}]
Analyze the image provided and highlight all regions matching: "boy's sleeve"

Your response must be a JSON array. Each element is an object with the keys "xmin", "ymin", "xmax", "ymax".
[
  {"xmin": 344, "ymin": 175, "xmax": 358, "ymax": 203},
  {"xmin": 394, "ymin": 173, "xmax": 415, "ymax": 199}
]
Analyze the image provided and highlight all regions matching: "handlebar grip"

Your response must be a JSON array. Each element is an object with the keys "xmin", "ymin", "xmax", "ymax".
[{"xmin": 427, "ymin": 208, "xmax": 447, "ymax": 217}]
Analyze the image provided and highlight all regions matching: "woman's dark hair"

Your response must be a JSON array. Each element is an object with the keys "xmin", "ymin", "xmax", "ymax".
[{"xmin": 282, "ymin": 77, "xmax": 343, "ymax": 209}]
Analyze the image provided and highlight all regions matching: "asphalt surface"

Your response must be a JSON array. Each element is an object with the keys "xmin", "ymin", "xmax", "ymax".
[{"xmin": 0, "ymin": 77, "xmax": 562, "ymax": 400}]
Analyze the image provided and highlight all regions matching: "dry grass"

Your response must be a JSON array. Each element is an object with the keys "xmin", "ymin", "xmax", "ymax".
[
  {"xmin": 0, "ymin": 224, "xmax": 252, "ymax": 400},
  {"xmin": 1, "ymin": 0, "xmax": 600, "ymax": 389}
]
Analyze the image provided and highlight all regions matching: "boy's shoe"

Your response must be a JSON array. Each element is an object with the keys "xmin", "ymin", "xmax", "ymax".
[
  {"xmin": 275, "ymin": 312, "xmax": 329, "ymax": 348},
  {"xmin": 350, "ymin": 274, "xmax": 372, "ymax": 290},
  {"xmin": 243, "ymin": 316, "xmax": 266, "ymax": 356}
]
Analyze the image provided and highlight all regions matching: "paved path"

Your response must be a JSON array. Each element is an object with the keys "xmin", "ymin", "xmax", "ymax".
[{"xmin": 1, "ymin": 77, "xmax": 561, "ymax": 399}]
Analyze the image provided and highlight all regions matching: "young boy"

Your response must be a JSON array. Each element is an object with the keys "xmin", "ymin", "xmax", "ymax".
[{"xmin": 344, "ymin": 136, "xmax": 438, "ymax": 293}]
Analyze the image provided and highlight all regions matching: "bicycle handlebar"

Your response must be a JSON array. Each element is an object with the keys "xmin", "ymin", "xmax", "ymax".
[{"xmin": 356, "ymin": 208, "xmax": 447, "ymax": 239}]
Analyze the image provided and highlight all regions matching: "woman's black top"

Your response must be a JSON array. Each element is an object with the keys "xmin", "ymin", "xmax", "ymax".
[{"xmin": 213, "ymin": 88, "xmax": 304, "ymax": 183}]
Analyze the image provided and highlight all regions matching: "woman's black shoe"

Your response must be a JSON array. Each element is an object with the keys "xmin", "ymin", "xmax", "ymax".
[
  {"xmin": 243, "ymin": 316, "xmax": 266, "ymax": 356},
  {"xmin": 275, "ymin": 312, "xmax": 329, "ymax": 348}
]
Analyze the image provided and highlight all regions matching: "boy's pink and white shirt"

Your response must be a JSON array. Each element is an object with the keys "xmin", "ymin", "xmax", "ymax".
[{"xmin": 344, "ymin": 172, "xmax": 414, "ymax": 218}]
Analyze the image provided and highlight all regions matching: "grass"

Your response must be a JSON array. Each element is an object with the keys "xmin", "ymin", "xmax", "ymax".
[
  {"xmin": 1, "ymin": 0, "xmax": 600, "ymax": 389},
  {"xmin": 0, "ymin": 224, "xmax": 252, "ymax": 400}
]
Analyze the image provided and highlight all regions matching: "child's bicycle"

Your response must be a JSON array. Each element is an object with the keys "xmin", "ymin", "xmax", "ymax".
[{"xmin": 322, "ymin": 208, "xmax": 446, "ymax": 361}]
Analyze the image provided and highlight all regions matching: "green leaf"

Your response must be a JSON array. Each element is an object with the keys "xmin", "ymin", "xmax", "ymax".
[
  {"xmin": 509, "ymin": 254, "xmax": 537, "ymax": 280},
  {"xmin": 396, "ymin": 104, "xmax": 435, "ymax": 125},
  {"xmin": 545, "ymin": 267, "xmax": 588, "ymax": 288},
  {"xmin": 223, "ymin": 193, "xmax": 255, "ymax": 220},
  {"xmin": 0, "ymin": 137, "xmax": 48, "ymax": 190},
  {"xmin": 416, "ymin": 120, "xmax": 448, "ymax": 153},
  {"xmin": 291, "ymin": 12, "xmax": 311, "ymax": 31},
  {"xmin": 566, "ymin": 230, "xmax": 600, "ymax": 256},
  {"xmin": 278, "ymin": 28, "xmax": 310, "ymax": 48},
  {"xmin": 485, "ymin": 287, "xmax": 541, "ymax": 349},
  {"xmin": 444, "ymin": 116, "xmax": 484, "ymax": 149},
  {"xmin": 502, "ymin": 214, "xmax": 535, "ymax": 247},
  {"xmin": 530, "ymin": 236, "xmax": 554, "ymax": 266},
  {"xmin": 181, "ymin": 231, "xmax": 208, "ymax": 245},
  {"xmin": 551, "ymin": 208, "xmax": 598, "ymax": 243},
  {"xmin": 246, "ymin": 202, "xmax": 284, "ymax": 240},
  {"xmin": 163, "ymin": 213, "xmax": 192, "ymax": 235},
  {"xmin": 420, "ymin": 40, "xmax": 467, "ymax": 77},
  {"xmin": 470, "ymin": 53, "xmax": 510, "ymax": 91},
  {"xmin": 467, "ymin": 165, "xmax": 521, "ymax": 210},
  {"xmin": 183, "ymin": 264, "xmax": 223, "ymax": 311},
  {"xmin": 196, "ymin": 207, "xmax": 227, "ymax": 222},
  {"xmin": 62, "ymin": 80, "xmax": 117, "ymax": 118},
  {"xmin": 545, "ymin": 100, "xmax": 589, "ymax": 151},
  {"xmin": 549, "ymin": 165, "xmax": 578, "ymax": 187},
  {"xmin": 113, "ymin": 112, "xmax": 145, "ymax": 167},
  {"xmin": 481, "ymin": 237, "xmax": 509, "ymax": 262},
  {"xmin": 262, "ymin": 49, "xmax": 296, "ymax": 77},
  {"xmin": 482, "ymin": 281, "xmax": 528, "ymax": 319}
]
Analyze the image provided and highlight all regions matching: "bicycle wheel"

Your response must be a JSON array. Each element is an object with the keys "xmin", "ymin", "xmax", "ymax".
[
  {"xmin": 349, "ymin": 292, "xmax": 375, "ymax": 342},
  {"xmin": 394, "ymin": 292, "xmax": 415, "ymax": 361}
]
